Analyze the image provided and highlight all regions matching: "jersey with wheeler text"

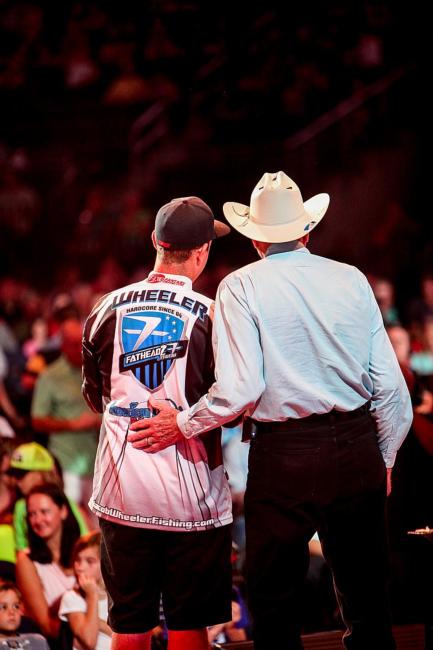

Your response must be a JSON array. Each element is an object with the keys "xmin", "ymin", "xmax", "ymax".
[{"xmin": 82, "ymin": 272, "xmax": 232, "ymax": 532}]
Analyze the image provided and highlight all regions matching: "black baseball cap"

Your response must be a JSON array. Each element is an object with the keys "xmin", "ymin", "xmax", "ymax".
[{"xmin": 155, "ymin": 196, "xmax": 230, "ymax": 250}]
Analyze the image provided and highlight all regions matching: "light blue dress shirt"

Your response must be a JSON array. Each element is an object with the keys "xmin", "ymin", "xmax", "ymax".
[{"xmin": 177, "ymin": 246, "xmax": 412, "ymax": 467}]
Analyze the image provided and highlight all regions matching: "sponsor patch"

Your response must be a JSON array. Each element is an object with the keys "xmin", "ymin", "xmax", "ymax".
[{"xmin": 120, "ymin": 311, "xmax": 187, "ymax": 389}]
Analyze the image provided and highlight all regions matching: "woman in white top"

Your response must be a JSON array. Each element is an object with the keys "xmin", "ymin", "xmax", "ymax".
[
  {"xmin": 59, "ymin": 531, "xmax": 112, "ymax": 650},
  {"xmin": 16, "ymin": 483, "xmax": 80, "ymax": 642}
]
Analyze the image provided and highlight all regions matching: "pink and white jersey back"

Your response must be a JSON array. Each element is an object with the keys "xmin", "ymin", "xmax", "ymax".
[{"xmin": 82, "ymin": 272, "xmax": 232, "ymax": 532}]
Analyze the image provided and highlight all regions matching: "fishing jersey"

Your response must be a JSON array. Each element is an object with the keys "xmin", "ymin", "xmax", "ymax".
[{"xmin": 82, "ymin": 271, "xmax": 232, "ymax": 532}]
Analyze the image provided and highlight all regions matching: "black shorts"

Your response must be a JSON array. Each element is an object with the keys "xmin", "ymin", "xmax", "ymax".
[{"xmin": 99, "ymin": 518, "xmax": 232, "ymax": 633}]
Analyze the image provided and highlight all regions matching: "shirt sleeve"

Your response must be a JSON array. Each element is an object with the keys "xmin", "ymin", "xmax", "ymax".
[
  {"xmin": 68, "ymin": 498, "xmax": 88, "ymax": 535},
  {"xmin": 31, "ymin": 372, "xmax": 53, "ymax": 418},
  {"xmin": 178, "ymin": 274, "xmax": 266, "ymax": 438},
  {"xmin": 366, "ymin": 282, "xmax": 413, "ymax": 467},
  {"xmin": 82, "ymin": 308, "xmax": 104, "ymax": 414},
  {"xmin": 59, "ymin": 589, "xmax": 85, "ymax": 620},
  {"xmin": 13, "ymin": 499, "xmax": 29, "ymax": 551}
]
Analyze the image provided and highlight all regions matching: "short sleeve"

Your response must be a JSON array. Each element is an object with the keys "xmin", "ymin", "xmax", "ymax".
[
  {"xmin": 31, "ymin": 373, "xmax": 54, "ymax": 418},
  {"xmin": 59, "ymin": 589, "xmax": 86, "ymax": 620},
  {"xmin": 0, "ymin": 347, "xmax": 8, "ymax": 380}
]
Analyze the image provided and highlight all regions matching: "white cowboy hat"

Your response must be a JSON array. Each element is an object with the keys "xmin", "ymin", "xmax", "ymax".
[{"xmin": 223, "ymin": 171, "xmax": 330, "ymax": 243}]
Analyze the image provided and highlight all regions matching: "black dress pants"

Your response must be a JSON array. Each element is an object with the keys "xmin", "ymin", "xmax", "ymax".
[{"xmin": 244, "ymin": 407, "xmax": 395, "ymax": 650}]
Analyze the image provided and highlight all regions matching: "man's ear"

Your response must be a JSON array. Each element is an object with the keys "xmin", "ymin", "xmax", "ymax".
[
  {"xmin": 151, "ymin": 230, "xmax": 157, "ymax": 250},
  {"xmin": 197, "ymin": 241, "xmax": 211, "ymax": 260}
]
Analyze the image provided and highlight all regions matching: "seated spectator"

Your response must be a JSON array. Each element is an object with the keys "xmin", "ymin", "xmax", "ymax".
[
  {"xmin": 302, "ymin": 534, "xmax": 338, "ymax": 633},
  {"xmin": 22, "ymin": 319, "xmax": 50, "ymax": 360},
  {"xmin": 0, "ymin": 440, "xmax": 15, "ymax": 525},
  {"xmin": 59, "ymin": 531, "xmax": 112, "ymax": 650},
  {"xmin": 221, "ymin": 423, "xmax": 249, "ymax": 555},
  {"xmin": 0, "ymin": 417, "xmax": 15, "ymax": 439},
  {"xmin": 0, "ymin": 347, "xmax": 23, "ymax": 430},
  {"xmin": 370, "ymin": 276, "xmax": 400, "ymax": 326},
  {"xmin": 0, "ymin": 440, "xmax": 16, "ymax": 579},
  {"xmin": 410, "ymin": 317, "xmax": 433, "ymax": 381},
  {"xmin": 408, "ymin": 273, "xmax": 433, "ymax": 333},
  {"xmin": 387, "ymin": 325, "xmax": 433, "ymax": 623},
  {"xmin": 31, "ymin": 319, "xmax": 100, "ymax": 514},
  {"xmin": 8, "ymin": 443, "xmax": 88, "ymax": 552},
  {"xmin": 0, "ymin": 581, "xmax": 49, "ymax": 649},
  {"xmin": 15, "ymin": 484, "xmax": 79, "ymax": 642},
  {"xmin": 207, "ymin": 598, "xmax": 248, "ymax": 646}
]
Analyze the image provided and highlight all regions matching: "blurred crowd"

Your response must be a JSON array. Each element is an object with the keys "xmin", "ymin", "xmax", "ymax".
[
  {"xmin": 0, "ymin": 1, "xmax": 411, "ymax": 125},
  {"xmin": 0, "ymin": 0, "xmax": 422, "ymax": 286},
  {"xmin": 0, "ymin": 264, "xmax": 433, "ymax": 647}
]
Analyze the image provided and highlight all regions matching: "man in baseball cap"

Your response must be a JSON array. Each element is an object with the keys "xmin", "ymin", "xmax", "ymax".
[
  {"xmin": 154, "ymin": 196, "xmax": 230, "ymax": 249},
  {"xmin": 82, "ymin": 194, "xmax": 231, "ymax": 650}
]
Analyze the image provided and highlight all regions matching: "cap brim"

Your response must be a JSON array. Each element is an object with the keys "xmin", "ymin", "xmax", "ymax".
[
  {"xmin": 214, "ymin": 219, "xmax": 231, "ymax": 239},
  {"xmin": 7, "ymin": 467, "xmax": 29, "ymax": 478}
]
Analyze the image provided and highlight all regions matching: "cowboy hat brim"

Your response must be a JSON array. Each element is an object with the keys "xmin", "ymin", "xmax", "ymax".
[{"xmin": 223, "ymin": 193, "xmax": 330, "ymax": 243}]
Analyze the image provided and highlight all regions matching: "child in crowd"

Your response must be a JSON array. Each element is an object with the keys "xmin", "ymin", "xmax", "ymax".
[
  {"xmin": 59, "ymin": 531, "xmax": 112, "ymax": 650},
  {"xmin": 0, "ymin": 582, "xmax": 49, "ymax": 649}
]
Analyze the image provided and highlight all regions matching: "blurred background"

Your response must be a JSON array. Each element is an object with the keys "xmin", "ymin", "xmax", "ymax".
[
  {"xmin": 0, "ymin": 1, "xmax": 428, "ymax": 290},
  {"xmin": 0, "ymin": 2, "xmax": 432, "ymax": 644}
]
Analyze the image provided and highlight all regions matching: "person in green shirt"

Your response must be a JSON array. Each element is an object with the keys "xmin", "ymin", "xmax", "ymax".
[
  {"xmin": 7, "ymin": 442, "xmax": 88, "ymax": 551},
  {"xmin": 31, "ymin": 319, "xmax": 101, "ymax": 515}
]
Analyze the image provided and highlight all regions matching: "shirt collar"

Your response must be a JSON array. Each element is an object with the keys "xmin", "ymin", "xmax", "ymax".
[
  {"xmin": 146, "ymin": 271, "xmax": 192, "ymax": 289},
  {"xmin": 265, "ymin": 243, "xmax": 311, "ymax": 257}
]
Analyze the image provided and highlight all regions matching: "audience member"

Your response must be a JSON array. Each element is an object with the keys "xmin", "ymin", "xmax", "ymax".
[
  {"xmin": 22, "ymin": 319, "xmax": 50, "ymax": 360},
  {"xmin": 387, "ymin": 325, "xmax": 433, "ymax": 623},
  {"xmin": 370, "ymin": 276, "xmax": 400, "ymax": 326},
  {"xmin": 0, "ymin": 582, "xmax": 49, "ymax": 649},
  {"xmin": 59, "ymin": 531, "xmax": 112, "ymax": 650},
  {"xmin": 0, "ymin": 440, "xmax": 14, "ymax": 525},
  {"xmin": 0, "ymin": 440, "xmax": 16, "ymax": 579},
  {"xmin": 15, "ymin": 484, "xmax": 79, "ymax": 642},
  {"xmin": 408, "ymin": 273, "xmax": 433, "ymax": 331},
  {"xmin": 8, "ymin": 443, "xmax": 88, "ymax": 552},
  {"xmin": 410, "ymin": 317, "xmax": 433, "ymax": 381},
  {"xmin": 207, "ymin": 598, "xmax": 248, "ymax": 646},
  {"xmin": 31, "ymin": 320, "xmax": 100, "ymax": 511},
  {"xmin": 0, "ymin": 348, "xmax": 23, "ymax": 429}
]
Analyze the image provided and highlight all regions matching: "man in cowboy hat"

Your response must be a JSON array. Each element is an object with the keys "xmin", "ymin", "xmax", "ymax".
[{"xmin": 129, "ymin": 172, "xmax": 412, "ymax": 650}]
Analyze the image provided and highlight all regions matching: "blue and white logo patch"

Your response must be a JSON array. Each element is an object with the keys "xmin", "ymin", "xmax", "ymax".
[{"xmin": 119, "ymin": 311, "xmax": 187, "ymax": 390}]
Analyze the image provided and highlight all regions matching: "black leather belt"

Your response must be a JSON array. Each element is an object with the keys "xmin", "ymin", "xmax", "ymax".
[{"xmin": 249, "ymin": 402, "xmax": 370, "ymax": 435}]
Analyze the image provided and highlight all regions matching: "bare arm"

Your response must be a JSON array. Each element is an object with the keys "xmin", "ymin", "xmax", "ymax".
[
  {"xmin": 66, "ymin": 601, "xmax": 99, "ymax": 649},
  {"xmin": 32, "ymin": 412, "xmax": 101, "ymax": 434},
  {"xmin": 64, "ymin": 575, "xmax": 101, "ymax": 650},
  {"xmin": 98, "ymin": 619, "xmax": 112, "ymax": 636},
  {"xmin": 16, "ymin": 551, "xmax": 60, "ymax": 639},
  {"xmin": 0, "ymin": 380, "xmax": 23, "ymax": 426}
]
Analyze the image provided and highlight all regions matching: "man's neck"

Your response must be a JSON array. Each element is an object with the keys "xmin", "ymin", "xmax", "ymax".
[
  {"xmin": 265, "ymin": 241, "xmax": 305, "ymax": 256},
  {"xmin": 152, "ymin": 262, "xmax": 194, "ymax": 281}
]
